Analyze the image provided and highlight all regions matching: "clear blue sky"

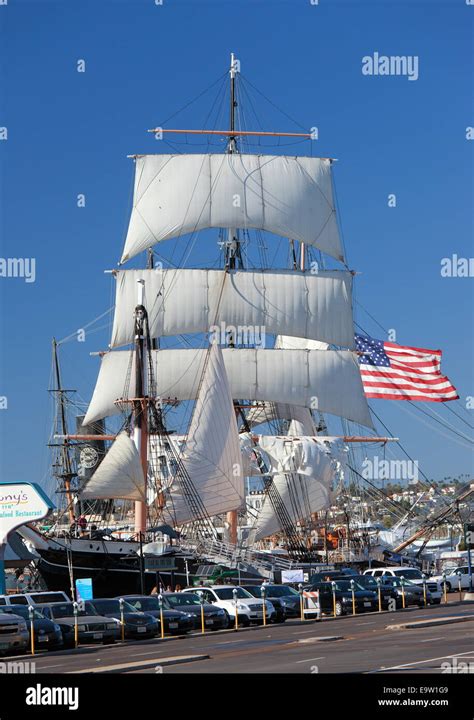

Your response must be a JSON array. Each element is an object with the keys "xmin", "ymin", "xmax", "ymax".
[{"xmin": 0, "ymin": 0, "xmax": 473, "ymax": 494}]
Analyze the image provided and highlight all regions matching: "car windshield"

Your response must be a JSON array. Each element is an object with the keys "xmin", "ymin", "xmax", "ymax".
[
  {"xmin": 213, "ymin": 587, "xmax": 253, "ymax": 600},
  {"xmin": 356, "ymin": 576, "xmax": 376, "ymax": 586},
  {"xmin": 92, "ymin": 600, "xmax": 136, "ymax": 614},
  {"xmin": 263, "ymin": 585, "xmax": 299, "ymax": 597},
  {"xmin": 164, "ymin": 594, "xmax": 200, "ymax": 607},
  {"xmin": 49, "ymin": 602, "xmax": 98, "ymax": 618},
  {"xmin": 125, "ymin": 597, "xmax": 159, "ymax": 612},
  {"xmin": 384, "ymin": 577, "xmax": 417, "ymax": 588},
  {"xmin": 30, "ymin": 593, "xmax": 67, "ymax": 603},
  {"xmin": 332, "ymin": 580, "xmax": 365, "ymax": 592},
  {"xmin": 393, "ymin": 569, "xmax": 422, "ymax": 579},
  {"xmin": 3, "ymin": 606, "xmax": 45, "ymax": 621},
  {"xmin": 241, "ymin": 586, "xmax": 261, "ymax": 597}
]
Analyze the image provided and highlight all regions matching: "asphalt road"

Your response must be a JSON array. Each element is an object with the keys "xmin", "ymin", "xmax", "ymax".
[{"xmin": 14, "ymin": 599, "xmax": 474, "ymax": 675}]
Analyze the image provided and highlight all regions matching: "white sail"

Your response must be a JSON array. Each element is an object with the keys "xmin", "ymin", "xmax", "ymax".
[
  {"xmin": 82, "ymin": 432, "xmax": 145, "ymax": 501},
  {"xmin": 121, "ymin": 154, "xmax": 343, "ymax": 263},
  {"xmin": 253, "ymin": 442, "xmax": 334, "ymax": 540},
  {"xmin": 242, "ymin": 435, "xmax": 338, "ymax": 477},
  {"xmin": 83, "ymin": 348, "xmax": 373, "ymax": 428},
  {"xmin": 275, "ymin": 335, "xmax": 328, "ymax": 351},
  {"xmin": 110, "ymin": 268, "xmax": 354, "ymax": 349},
  {"xmin": 244, "ymin": 338, "xmax": 328, "ymax": 430},
  {"xmin": 162, "ymin": 344, "xmax": 244, "ymax": 525},
  {"xmin": 245, "ymin": 402, "xmax": 317, "ymax": 430}
]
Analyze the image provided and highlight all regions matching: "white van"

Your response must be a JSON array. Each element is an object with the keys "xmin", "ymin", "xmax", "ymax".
[
  {"xmin": 0, "ymin": 591, "xmax": 70, "ymax": 607},
  {"xmin": 363, "ymin": 567, "xmax": 442, "ymax": 602}
]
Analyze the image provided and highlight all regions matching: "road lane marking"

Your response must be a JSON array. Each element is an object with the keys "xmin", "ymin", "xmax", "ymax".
[
  {"xmin": 355, "ymin": 621, "xmax": 376, "ymax": 626},
  {"xmin": 371, "ymin": 650, "xmax": 474, "ymax": 672},
  {"xmin": 295, "ymin": 656, "xmax": 325, "ymax": 664},
  {"xmin": 420, "ymin": 637, "xmax": 445, "ymax": 643}
]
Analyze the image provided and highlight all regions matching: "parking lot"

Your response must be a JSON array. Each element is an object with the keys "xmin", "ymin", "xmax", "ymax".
[{"xmin": 2, "ymin": 596, "xmax": 473, "ymax": 674}]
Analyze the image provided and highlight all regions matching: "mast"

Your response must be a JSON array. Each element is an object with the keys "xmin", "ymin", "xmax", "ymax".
[
  {"xmin": 226, "ymin": 52, "xmax": 241, "ymax": 545},
  {"xmin": 51, "ymin": 339, "xmax": 76, "ymax": 526},
  {"xmin": 133, "ymin": 280, "xmax": 148, "ymax": 534},
  {"xmin": 225, "ymin": 53, "xmax": 242, "ymax": 271}
]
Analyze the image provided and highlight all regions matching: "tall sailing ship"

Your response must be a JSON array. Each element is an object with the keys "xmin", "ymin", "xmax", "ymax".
[{"xmin": 20, "ymin": 55, "xmax": 394, "ymax": 597}]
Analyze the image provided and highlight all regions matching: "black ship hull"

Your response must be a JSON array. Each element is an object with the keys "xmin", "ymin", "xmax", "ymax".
[
  {"xmin": 36, "ymin": 547, "xmax": 197, "ymax": 597},
  {"xmin": 35, "ymin": 546, "xmax": 265, "ymax": 597}
]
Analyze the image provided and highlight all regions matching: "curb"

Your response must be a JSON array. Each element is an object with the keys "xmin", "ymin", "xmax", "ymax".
[
  {"xmin": 297, "ymin": 635, "xmax": 343, "ymax": 643},
  {"xmin": 386, "ymin": 614, "xmax": 474, "ymax": 630},
  {"xmin": 67, "ymin": 653, "xmax": 210, "ymax": 674}
]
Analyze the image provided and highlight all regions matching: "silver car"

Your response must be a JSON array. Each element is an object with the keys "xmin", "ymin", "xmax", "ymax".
[{"xmin": 0, "ymin": 612, "xmax": 29, "ymax": 655}]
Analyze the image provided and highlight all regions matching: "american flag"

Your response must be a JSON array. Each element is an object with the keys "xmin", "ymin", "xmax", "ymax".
[{"xmin": 355, "ymin": 334, "xmax": 459, "ymax": 402}]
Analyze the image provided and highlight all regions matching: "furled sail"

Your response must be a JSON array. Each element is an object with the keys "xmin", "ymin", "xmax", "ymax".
[
  {"xmin": 120, "ymin": 154, "xmax": 343, "ymax": 263},
  {"xmin": 110, "ymin": 268, "xmax": 354, "ymax": 349},
  {"xmin": 83, "ymin": 348, "xmax": 374, "ymax": 428},
  {"xmin": 252, "ymin": 441, "xmax": 334, "ymax": 540},
  {"xmin": 81, "ymin": 432, "xmax": 145, "ymax": 501},
  {"xmin": 242, "ymin": 434, "xmax": 337, "ymax": 477},
  {"xmin": 161, "ymin": 344, "xmax": 244, "ymax": 525}
]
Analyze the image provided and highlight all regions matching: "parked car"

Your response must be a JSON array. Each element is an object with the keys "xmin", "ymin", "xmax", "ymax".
[
  {"xmin": 363, "ymin": 567, "xmax": 442, "ymax": 603},
  {"xmin": 0, "ymin": 612, "xmax": 29, "ymax": 655},
  {"xmin": 1, "ymin": 605, "xmax": 63, "ymax": 650},
  {"xmin": 118, "ymin": 595, "xmax": 194, "ymax": 635},
  {"xmin": 310, "ymin": 580, "xmax": 378, "ymax": 615},
  {"xmin": 430, "ymin": 566, "xmax": 473, "ymax": 592},
  {"xmin": 182, "ymin": 586, "xmax": 276, "ymax": 625},
  {"xmin": 163, "ymin": 592, "xmax": 228, "ymax": 630},
  {"xmin": 88, "ymin": 598, "xmax": 160, "ymax": 639},
  {"xmin": 378, "ymin": 577, "xmax": 433, "ymax": 606},
  {"xmin": 0, "ymin": 591, "xmax": 69, "ymax": 607},
  {"xmin": 348, "ymin": 575, "xmax": 402, "ymax": 609},
  {"xmin": 244, "ymin": 584, "xmax": 302, "ymax": 620},
  {"xmin": 39, "ymin": 602, "xmax": 119, "ymax": 646}
]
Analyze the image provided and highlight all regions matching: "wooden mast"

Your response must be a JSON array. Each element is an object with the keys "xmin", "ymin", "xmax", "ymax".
[
  {"xmin": 226, "ymin": 52, "xmax": 240, "ymax": 546},
  {"xmin": 52, "ymin": 339, "xmax": 76, "ymax": 526},
  {"xmin": 133, "ymin": 280, "xmax": 148, "ymax": 535}
]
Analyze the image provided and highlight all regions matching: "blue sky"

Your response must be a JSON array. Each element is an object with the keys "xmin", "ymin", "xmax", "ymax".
[{"xmin": 0, "ymin": 0, "xmax": 473, "ymax": 494}]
